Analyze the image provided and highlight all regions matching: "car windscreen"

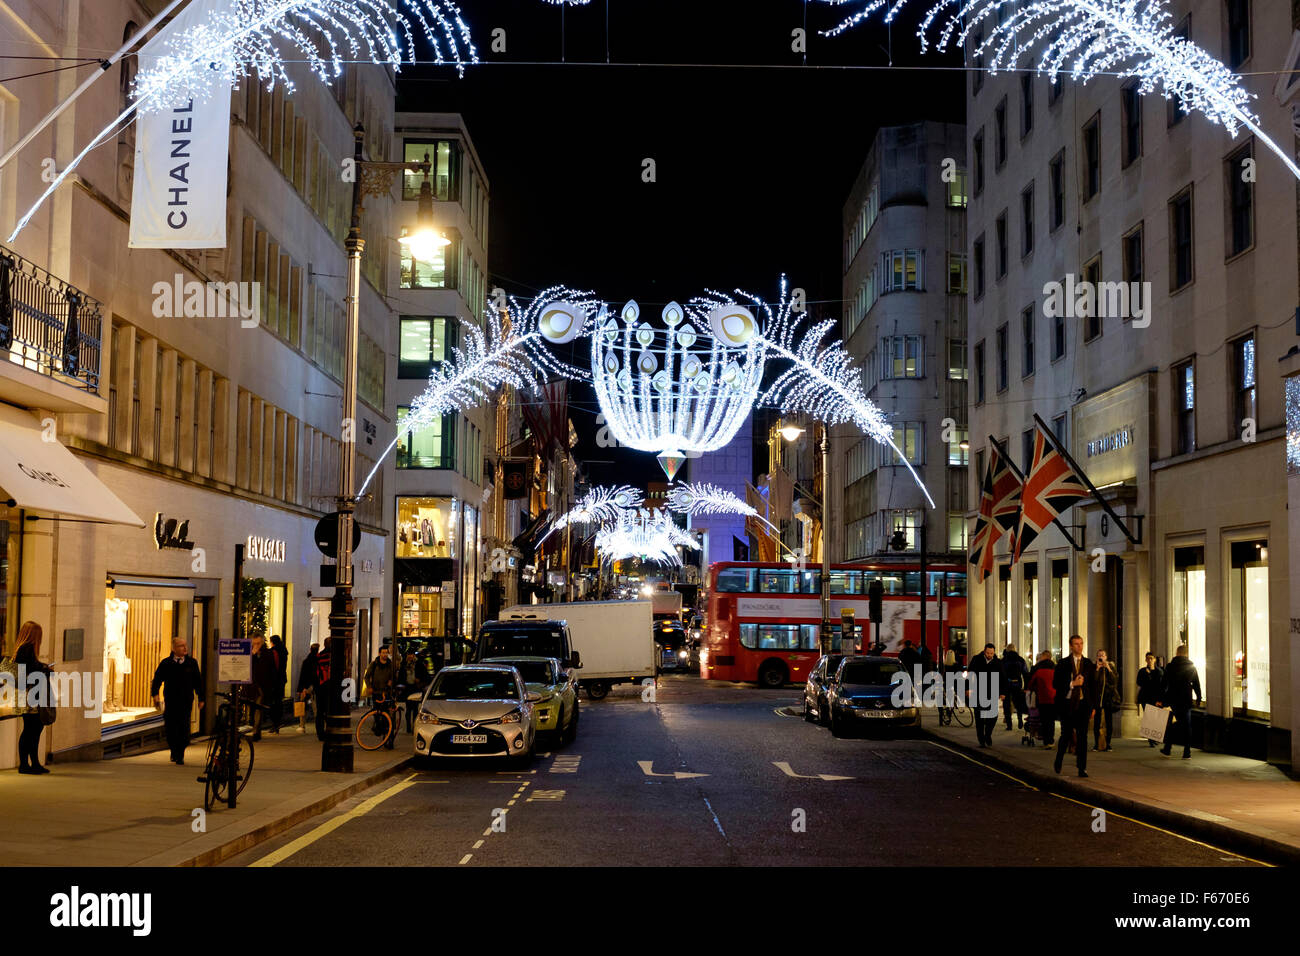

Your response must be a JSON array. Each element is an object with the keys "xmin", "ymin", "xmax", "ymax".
[
  {"xmin": 429, "ymin": 671, "xmax": 519, "ymax": 700},
  {"xmin": 655, "ymin": 626, "xmax": 685, "ymax": 645},
  {"xmin": 478, "ymin": 630, "xmax": 564, "ymax": 659},
  {"xmin": 839, "ymin": 661, "xmax": 902, "ymax": 686},
  {"xmin": 490, "ymin": 660, "xmax": 553, "ymax": 684}
]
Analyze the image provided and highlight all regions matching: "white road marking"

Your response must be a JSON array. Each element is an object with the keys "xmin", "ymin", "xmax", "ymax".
[
  {"xmin": 773, "ymin": 760, "xmax": 853, "ymax": 781},
  {"xmin": 638, "ymin": 759, "xmax": 708, "ymax": 780}
]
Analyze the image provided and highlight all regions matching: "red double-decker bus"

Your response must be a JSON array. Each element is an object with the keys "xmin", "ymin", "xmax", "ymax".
[{"xmin": 699, "ymin": 561, "xmax": 968, "ymax": 687}]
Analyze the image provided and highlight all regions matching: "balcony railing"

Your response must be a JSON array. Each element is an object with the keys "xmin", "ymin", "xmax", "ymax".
[{"xmin": 0, "ymin": 246, "xmax": 102, "ymax": 394}]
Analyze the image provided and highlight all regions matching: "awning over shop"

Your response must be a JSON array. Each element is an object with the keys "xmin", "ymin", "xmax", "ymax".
[
  {"xmin": 106, "ymin": 575, "xmax": 195, "ymax": 601},
  {"xmin": 0, "ymin": 403, "xmax": 144, "ymax": 526}
]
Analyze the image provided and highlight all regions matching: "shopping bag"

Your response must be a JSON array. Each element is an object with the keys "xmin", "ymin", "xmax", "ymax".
[
  {"xmin": 1139, "ymin": 705, "xmax": 1170, "ymax": 743},
  {"xmin": 293, "ymin": 700, "xmax": 306, "ymax": 718}
]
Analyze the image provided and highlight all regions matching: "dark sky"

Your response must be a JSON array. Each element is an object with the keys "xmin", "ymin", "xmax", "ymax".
[{"xmin": 399, "ymin": 0, "xmax": 963, "ymax": 486}]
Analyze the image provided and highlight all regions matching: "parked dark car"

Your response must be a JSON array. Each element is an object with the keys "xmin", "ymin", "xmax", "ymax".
[
  {"xmin": 827, "ymin": 656, "xmax": 919, "ymax": 737},
  {"xmin": 802, "ymin": 653, "xmax": 844, "ymax": 726}
]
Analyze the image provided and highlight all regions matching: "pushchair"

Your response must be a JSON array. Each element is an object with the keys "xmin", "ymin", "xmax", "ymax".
[{"xmin": 1021, "ymin": 690, "xmax": 1042, "ymax": 746}]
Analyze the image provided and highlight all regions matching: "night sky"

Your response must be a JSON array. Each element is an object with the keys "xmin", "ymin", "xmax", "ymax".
[{"xmin": 399, "ymin": 0, "xmax": 963, "ymax": 486}]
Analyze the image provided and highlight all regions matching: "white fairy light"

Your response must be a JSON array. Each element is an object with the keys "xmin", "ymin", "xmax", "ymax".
[
  {"xmin": 666, "ymin": 480, "xmax": 795, "ymax": 553},
  {"xmin": 538, "ymin": 485, "xmax": 645, "ymax": 545},
  {"xmin": 694, "ymin": 277, "xmax": 935, "ymax": 509},
  {"xmin": 595, "ymin": 508, "xmax": 699, "ymax": 567},
  {"xmin": 358, "ymin": 287, "xmax": 600, "ymax": 494},
  {"xmin": 589, "ymin": 297, "xmax": 766, "ymax": 480},
  {"xmin": 813, "ymin": 0, "xmax": 1300, "ymax": 182}
]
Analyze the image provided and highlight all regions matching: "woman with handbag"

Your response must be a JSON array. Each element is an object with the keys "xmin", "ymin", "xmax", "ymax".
[{"xmin": 14, "ymin": 621, "xmax": 53, "ymax": 774}]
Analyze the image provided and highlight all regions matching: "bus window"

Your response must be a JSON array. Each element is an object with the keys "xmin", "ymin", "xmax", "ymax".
[
  {"xmin": 830, "ymin": 570, "xmax": 862, "ymax": 594},
  {"xmin": 757, "ymin": 624, "xmax": 800, "ymax": 649},
  {"xmin": 946, "ymin": 573, "xmax": 968, "ymax": 597},
  {"xmin": 758, "ymin": 567, "xmax": 799, "ymax": 593},
  {"xmin": 739, "ymin": 623, "xmax": 758, "ymax": 648},
  {"xmin": 798, "ymin": 570, "xmax": 821, "ymax": 594},
  {"xmin": 903, "ymin": 571, "xmax": 922, "ymax": 595},
  {"xmin": 799, "ymin": 624, "xmax": 844, "ymax": 650},
  {"xmin": 878, "ymin": 573, "xmax": 905, "ymax": 595},
  {"xmin": 716, "ymin": 567, "xmax": 755, "ymax": 592}
]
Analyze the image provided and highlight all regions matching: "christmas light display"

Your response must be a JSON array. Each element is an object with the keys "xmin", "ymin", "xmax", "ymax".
[
  {"xmin": 692, "ymin": 278, "xmax": 936, "ymax": 509},
  {"xmin": 537, "ymin": 485, "xmax": 645, "ymax": 545},
  {"xmin": 594, "ymin": 508, "xmax": 700, "ymax": 567},
  {"xmin": 666, "ymin": 480, "xmax": 788, "ymax": 541},
  {"xmin": 358, "ymin": 287, "xmax": 599, "ymax": 495},
  {"xmin": 8, "ymin": 0, "xmax": 484, "ymax": 242},
  {"xmin": 585, "ymin": 298, "xmax": 766, "ymax": 480},
  {"xmin": 813, "ymin": 0, "xmax": 1300, "ymax": 182}
]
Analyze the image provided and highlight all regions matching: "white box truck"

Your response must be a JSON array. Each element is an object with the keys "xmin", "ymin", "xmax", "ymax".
[{"xmin": 495, "ymin": 600, "xmax": 655, "ymax": 700}]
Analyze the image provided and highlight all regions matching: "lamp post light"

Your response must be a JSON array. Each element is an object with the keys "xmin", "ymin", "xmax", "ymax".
[
  {"xmin": 322, "ymin": 124, "xmax": 447, "ymax": 774},
  {"xmin": 779, "ymin": 421, "xmax": 833, "ymax": 654}
]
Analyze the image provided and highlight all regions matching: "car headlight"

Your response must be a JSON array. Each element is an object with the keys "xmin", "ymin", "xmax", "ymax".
[
  {"xmin": 498, "ymin": 709, "xmax": 523, "ymax": 724},
  {"xmin": 678, "ymin": 650, "xmax": 688, "ymax": 659},
  {"xmin": 417, "ymin": 711, "xmax": 438, "ymax": 724}
]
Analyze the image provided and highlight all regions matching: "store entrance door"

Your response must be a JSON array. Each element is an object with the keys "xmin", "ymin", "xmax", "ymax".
[{"xmin": 193, "ymin": 597, "xmax": 212, "ymax": 735}]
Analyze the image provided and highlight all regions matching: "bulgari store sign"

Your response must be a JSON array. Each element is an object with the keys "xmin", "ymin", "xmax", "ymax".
[{"xmin": 1072, "ymin": 375, "xmax": 1150, "ymax": 489}]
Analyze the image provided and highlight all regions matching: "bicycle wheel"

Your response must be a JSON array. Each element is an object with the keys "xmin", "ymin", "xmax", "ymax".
[
  {"xmin": 203, "ymin": 741, "xmax": 228, "ymax": 811},
  {"xmin": 952, "ymin": 705, "xmax": 974, "ymax": 727},
  {"xmin": 354, "ymin": 708, "xmax": 392, "ymax": 751},
  {"xmin": 235, "ymin": 737, "xmax": 254, "ymax": 794}
]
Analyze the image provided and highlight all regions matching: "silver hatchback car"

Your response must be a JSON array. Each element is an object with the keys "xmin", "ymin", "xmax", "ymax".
[{"xmin": 414, "ymin": 664, "xmax": 540, "ymax": 763}]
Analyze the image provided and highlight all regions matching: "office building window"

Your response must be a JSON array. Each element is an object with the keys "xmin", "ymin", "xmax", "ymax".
[
  {"xmin": 1229, "ymin": 539, "xmax": 1269, "ymax": 716},
  {"xmin": 882, "ymin": 334, "xmax": 923, "ymax": 379},
  {"xmin": 948, "ymin": 513, "xmax": 968, "ymax": 552},
  {"xmin": 948, "ymin": 426, "xmax": 969, "ymax": 466},
  {"xmin": 1049, "ymin": 150, "xmax": 1065, "ymax": 230},
  {"xmin": 1021, "ymin": 183, "xmax": 1034, "ymax": 257},
  {"xmin": 973, "ymin": 130, "xmax": 985, "ymax": 195},
  {"xmin": 975, "ymin": 341, "xmax": 986, "ymax": 404},
  {"xmin": 1082, "ymin": 255, "xmax": 1102, "ymax": 341},
  {"xmin": 396, "ymin": 407, "xmax": 455, "ymax": 469},
  {"xmin": 1021, "ymin": 305, "xmax": 1035, "ymax": 378},
  {"xmin": 1226, "ymin": 143, "xmax": 1254, "ymax": 257},
  {"xmin": 948, "ymin": 339, "xmax": 967, "ymax": 380},
  {"xmin": 1022, "ymin": 428, "xmax": 1035, "ymax": 473},
  {"xmin": 1051, "ymin": 298, "xmax": 1066, "ymax": 362},
  {"xmin": 995, "ymin": 97, "xmax": 1008, "ymax": 167},
  {"xmin": 1020, "ymin": 74, "xmax": 1034, "ymax": 137},
  {"xmin": 400, "ymin": 228, "xmax": 459, "ymax": 289},
  {"xmin": 399, "ymin": 316, "xmax": 455, "ymax": 379},
  {"xmin": 973, "ymin": 235, "xmax": 986, "ymax": 298},
  {"xmin": 1226, "ymin": 0, "xmax": 1250, "ymax": 70},
  {"xmin": 947, "ymin": 253, "xmax": 967, "ymax": 294},
  {"xmin": 890, "ymin": 423, "xmax": 924, "ymax": 465},
  {"xmin": 995, "ymin": 324, "xmax": 1008, "ymax": 392},
  {"xmin": 881, "ymin": 249, "xmax": 924, "ymax": 292},
  {"xmin": 1082, "ymin": 113, "xmax": 1101, "ymax": 200},
  {"xmin": 947, "ymin": 169, "xmax": 968, "ymax": 208},
  {"xmin": 1174, "ymin": 360, "xmax": 1195, "ymax": 454},
  {"xmin": 1052, "ymin": 413, "xmax": 1067, "ymax": 445},
  {"xmin": 1232, "ymin": 333, "xmax": 1256, "ymax": 429},
  {"xmin": 403, "ymin": 139, "xmax": 459, "ymax": 201},
  {"xmin": 1169, "ymin": 186, "xmax": 1194, "ymax": 290},
  {"xmin": 995, "ymin": 211, "xmax": 1008, "ymax": 278},
  {"xmin": 1123, "ymin": 224, "xmax": 1144, "ymax": 287},
  {"xmin": 1121, "ymin": 81, "xmax": 1142, "ymax": 166}
]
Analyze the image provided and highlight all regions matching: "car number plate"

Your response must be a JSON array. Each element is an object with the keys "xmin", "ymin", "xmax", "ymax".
[
  {"xmin": 863, "ymin": 710, "xmax": 895, "ymax": 718},
  {"xmin": 451, "ymin": 733, "xmax": 488, "ymax": 744}
]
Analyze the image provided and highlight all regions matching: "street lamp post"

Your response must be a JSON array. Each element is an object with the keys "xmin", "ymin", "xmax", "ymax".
[{"xmin": 322, "ymin": 124, "xmax": 446, "ymax": 773}]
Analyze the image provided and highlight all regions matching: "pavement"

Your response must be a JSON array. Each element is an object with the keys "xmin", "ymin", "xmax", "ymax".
[
  {"xmin": 923, "ymin": 710, "xmax": 1300, "ymax": 865},
  {"xmin": 0, "ymin": 716, "xmax": 412, "ymax": 867},
  {"xmin": 2, "ymin": 681, "xmax": 1297, "ymax": 867}
]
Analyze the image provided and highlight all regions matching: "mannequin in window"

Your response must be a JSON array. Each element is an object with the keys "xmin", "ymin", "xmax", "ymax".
[{"xmin": 104, "ymin": 597, "xmax": 130, "ymax": 712}]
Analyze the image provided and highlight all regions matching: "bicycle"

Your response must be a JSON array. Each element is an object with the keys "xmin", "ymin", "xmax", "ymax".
[
  {"xmin": 937, "ymin": 701, "xmax": 974, "ymax": 727},
  {"xmin": 354, "ymin": 695, "xmax": 399, "ymax": 752},
  {"xmin": 199, "ymin": 689, "xmax": 266, "ymax": 810}
]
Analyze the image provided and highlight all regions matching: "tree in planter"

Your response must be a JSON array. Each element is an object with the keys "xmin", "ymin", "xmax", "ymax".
[{"xmin": 240, "ymin": 577, "xmax": 268, "ymax": 640}]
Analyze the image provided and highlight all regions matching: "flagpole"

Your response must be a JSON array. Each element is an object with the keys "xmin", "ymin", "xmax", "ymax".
[
  {"xmin": 1032, "ymin": 414, "xmax": 1142, "ymax": 546},
  {"xmin": 988, "ymin": 435, "xmax": 1083, "ymax": 552}
]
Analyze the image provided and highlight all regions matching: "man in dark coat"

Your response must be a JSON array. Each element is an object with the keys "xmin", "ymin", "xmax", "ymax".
[
  {"xmin": 250, "ymin": 632, "xmax": 280, "ymax": 741},
  {"xmin": 899, "ymin": 640, "xmax": 921, "ymax": 676},
  {"xmin": 298, "ymin": 643, "xmax": 325, "ymax": 740},
  {"xmin": 151, "ymin": 636, "xmax": 204, "ymax": 765},
  {"xmin": 1053, "ymin": 634, "xmax": 1098, "ymax": 777},
  {"xmin": 1158, "ymin": 644, "xmax": 1202, "ymax": 759},
  {"xmin": 967, "ymin": 643, "xmax": 1002, "ymax": 747},
  {"xmin": 1135, "ymin": 652, "xmax": 1164, "ymax": 748},
  {"xmin": 1000, "ymin": 644, "xmax": 1030, "ymax": 730},
  {"xmin": 269, "ymin": 634, "xmax": 289, "ymax": 732}
]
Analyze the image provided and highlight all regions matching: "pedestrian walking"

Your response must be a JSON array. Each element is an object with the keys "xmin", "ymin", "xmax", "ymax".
[
  {"xmin": 968, "ymin": 643, "xmax": 1002, "ymax": 747},
  {"xmin": 1027, "ymin": 650, "xmax": 1056, "ymax": 747},
  {"xmin": 297, "ymin": 643, "xmax": 323, "ymax": 739},
  {"xmin": 14, "ymin": 622, "xmax": 53, "ymax": 774},
  {"xmin": 363, "ymin": 644, "xmax": 397, "ymax": 750},
  {"xmin": 249, "ymin": 632, "xmax": 279, "ymax": 740},
  {"xmin": 268, "ymin": 634, "xmax": 288, "ymax": 733},
  {"xmin": 1135, "ymin": 652, "xmax": 1164, "ymax": 748},
  {"xmin": 1158, "ymin": 644, "xmax": 1202, "ymax": 759},
  {"xmin": 150, "ymin": 636, "xmax": 204, "ymax": 765},
  {"xmin": 396, "ymin": 650, "xmax": 423, "ymax": 733},
  {"xmin": 1001, "ymin": 643, "xmax": 1029, "ymax": 730},
  {"xmin": 1053, "ymin": 634, "xmax": 1098, "ymax": 777},
  {"xmin": 1092, "ymin": 649, "xmax": 1121, "ymax": 751},
  {"xmin": 899, "ymin": 640, "xmax": 921, "ymax": 676}
]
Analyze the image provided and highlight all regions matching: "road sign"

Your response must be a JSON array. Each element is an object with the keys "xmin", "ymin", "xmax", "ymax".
[
  {"xmin": 314, "ymin": 511, "xmax": 361, "ymax": 559},
  {"xmin": 217, "ymin": 638, "xmax": 252, "ymax": 684}
]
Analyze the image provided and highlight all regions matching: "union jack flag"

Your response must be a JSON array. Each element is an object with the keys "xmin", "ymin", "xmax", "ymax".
[
  {"xmin": 1014, "ymin": 425, "xmax": 1092, "ymax": 561},
  {"xmin": 969, "ymin": 446, "xmax": 1022, "ymax": 582}
]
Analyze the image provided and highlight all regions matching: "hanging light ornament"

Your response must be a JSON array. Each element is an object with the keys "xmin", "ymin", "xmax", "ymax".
[
  {"xmin": 537, "ymin": 485, "xmax": 645, "ymax": 546},
  {"xmin": 594, "ymin": 508, "xmax": 700, "ymax": 567},
  {"xmin": 581, "ymin": 298, "xmax": 766, "ymax": 480},
  {"xmin": 812, "ymin": 0, "xmax": 1300, "ymax": 182}
]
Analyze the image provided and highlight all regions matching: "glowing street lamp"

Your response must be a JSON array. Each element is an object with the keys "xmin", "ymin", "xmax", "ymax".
[{"xmin": 398, "ymin": 154, "xmax": 451, "ymax": 263}]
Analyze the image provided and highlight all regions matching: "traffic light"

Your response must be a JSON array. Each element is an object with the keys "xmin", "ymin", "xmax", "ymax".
[{"xmin": 868, "ymin": 579, "xmax": 883, "ymax": 623}]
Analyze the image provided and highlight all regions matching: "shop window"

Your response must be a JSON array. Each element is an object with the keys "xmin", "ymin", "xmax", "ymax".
[
  {"xmin": 1229, "ymin": 540, "xmax": 1269, "ymax": 716},
  {"xmin": 103, "ymin": 590, "xmax": 192, "ymax": 729},
  {"xmin": 1021, "ymin": 562, "xmax": 1039, "ymax": 658},
  {"xmin": 396, "ymin": 496, "xmax": 457, "ymax": 559},
  {"xmin": 1049, "ymin": 558, "xmax": 1069, "ymax": 659},
  {"xmin": 998, "ymin": 564, "xmax": 1012, "ymax": 648},
  {"xmin": 1171, "ymin": 545, "xmax": 1206, "ymax": 693}
]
